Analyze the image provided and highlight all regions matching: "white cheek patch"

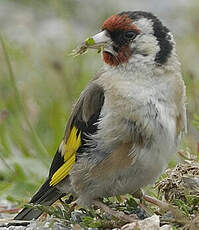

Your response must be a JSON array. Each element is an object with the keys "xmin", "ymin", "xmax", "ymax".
[
  {"xmin": 128, "ymin": 18, "xmax": 160, "ymax": 61},
  {"xmin": 132, "ymin": 34, "xmax": 160, "ymax": 57}
]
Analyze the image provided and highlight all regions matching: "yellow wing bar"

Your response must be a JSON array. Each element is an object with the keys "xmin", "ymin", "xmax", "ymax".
[{"xmin": 50, "ymin": 126, "xmax": 81, "ymax": 186}]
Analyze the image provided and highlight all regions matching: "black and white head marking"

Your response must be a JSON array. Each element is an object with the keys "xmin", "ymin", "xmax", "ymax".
[{"xmin": 119, "ymin": 11, "xmax": 173, "ymax": 65}]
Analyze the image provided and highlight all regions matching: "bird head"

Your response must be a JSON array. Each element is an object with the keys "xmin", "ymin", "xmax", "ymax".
[{"xmin": 88, "ymin": 11, "xmax": 174, "ymax": 68}]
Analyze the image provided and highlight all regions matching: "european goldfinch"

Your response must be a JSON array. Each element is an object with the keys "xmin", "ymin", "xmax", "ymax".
[{"xmin": 14, "ymin": 11, "xmax": 186, "ymax": 221}]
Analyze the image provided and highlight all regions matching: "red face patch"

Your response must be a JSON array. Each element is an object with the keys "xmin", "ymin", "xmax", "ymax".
[
  {"xmin": 101, "ymin": 14, "xmax": 139, "ymax": 66},
  {"xmin": 103, "ymin": 45, "xmax": 131, "ymax": 66},
  {"xmin": 101, "ymin": 14, "xmax": 139, "ymax": 33}
]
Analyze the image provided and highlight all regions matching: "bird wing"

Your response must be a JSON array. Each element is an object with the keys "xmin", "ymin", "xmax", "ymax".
[{"xmin": 48, "ymin": 81, "xmax": 105, "ymax": 187}]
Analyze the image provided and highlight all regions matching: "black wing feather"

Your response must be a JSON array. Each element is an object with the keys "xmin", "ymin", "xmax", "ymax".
[{"xmin": 14, "ymin": 81, "xmax": 104, "ymax": 221}]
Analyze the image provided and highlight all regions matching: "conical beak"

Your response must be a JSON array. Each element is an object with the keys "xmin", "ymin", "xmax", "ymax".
[
  {"xmin": 88, "ymin": 30, "xmax": 111, "ymax": 49},
  {"xmin": 71, "ymin": 30, "xmax": 112, "ymax": 56}
]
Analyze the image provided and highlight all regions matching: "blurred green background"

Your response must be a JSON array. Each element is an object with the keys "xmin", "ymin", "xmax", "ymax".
[{"xmin": 0, "ymin": 0, "xmax": 199, "ymax": 202}]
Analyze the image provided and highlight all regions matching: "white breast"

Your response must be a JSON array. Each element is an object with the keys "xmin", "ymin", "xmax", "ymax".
[{"xmin": 93, "ymin": 68, "xmax": 183, "ymax": 194}]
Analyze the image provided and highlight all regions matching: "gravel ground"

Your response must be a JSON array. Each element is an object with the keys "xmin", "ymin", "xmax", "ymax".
[
  {"xmin": 0, "ymin": 200, "xmax": 93, "ymax": 230},
  {"xmin": 0, "ymin": 221, "xmax": 73, "ymax": 230},
  {"xmin": 0, "ymin": 200, "xmax": 68, "ymax": 230}
]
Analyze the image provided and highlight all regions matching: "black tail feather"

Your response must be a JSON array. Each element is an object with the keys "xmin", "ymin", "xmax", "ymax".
[{"xmin": 14, "ymin": 178, "xmax": 64, "ymax": 221}]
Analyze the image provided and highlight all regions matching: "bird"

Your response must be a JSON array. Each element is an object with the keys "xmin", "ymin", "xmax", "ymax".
[{"xmin": 14, "ymin": 11, "xmax": 186, "ymax": 221}]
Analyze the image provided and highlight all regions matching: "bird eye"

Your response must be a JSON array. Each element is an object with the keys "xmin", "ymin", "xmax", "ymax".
[{"xmin": 124, "ymin": 31, "xmax": 137, "ymax": 40}]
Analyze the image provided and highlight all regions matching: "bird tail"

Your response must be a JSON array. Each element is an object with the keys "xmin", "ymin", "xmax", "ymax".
[{"xmin": 14, "ymin": 178, "xmax": 64, "ymax": 221}]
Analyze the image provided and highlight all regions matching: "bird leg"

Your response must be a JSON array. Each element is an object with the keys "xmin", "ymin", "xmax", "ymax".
[
  {"xmin": 93, "ymin": 200, "xmax": 138, "ymax": 223},
  {"xmin": 132, "ymin": 190, "xmax": 169, "ymax": 211},
  {"xmin": 132, "ymin": 189, "xmax": 144, "ymax": 201},
  {"xmin": 142, "ymin": 194, "xmax": 169, "ymax": 210},
  {"xmin": 132, "ymin": 189, "xmax": 169, "ymax": 208},
  {"xmin": 131, "ymin": 189, "xmax": 164, "ymax": 217}
]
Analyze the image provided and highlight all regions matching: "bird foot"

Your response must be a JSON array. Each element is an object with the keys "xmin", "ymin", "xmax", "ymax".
[
  {"xmin": 132, "ymin": 189, "xmax": 144, "ymax": 201},
  {"xmin": 132, "ymin": 190, "xmax": 168, "ymax": 214}
]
